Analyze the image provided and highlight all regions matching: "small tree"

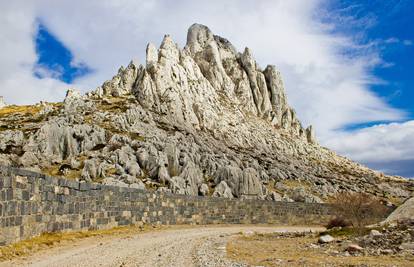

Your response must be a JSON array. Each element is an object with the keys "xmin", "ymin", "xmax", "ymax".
[{"xmin": 330, "ymin": 192, "xmax": 389, "ymax": 229}]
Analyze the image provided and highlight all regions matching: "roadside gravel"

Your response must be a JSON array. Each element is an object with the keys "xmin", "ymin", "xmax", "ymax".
[{"xmin": 0, "ymin": 226, "xmax": 323, "ymax": 267}]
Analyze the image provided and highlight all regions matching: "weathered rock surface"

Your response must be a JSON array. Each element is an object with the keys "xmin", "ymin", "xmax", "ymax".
[
  {"xmin": 383, "ymin": 197, "xmax": 414, "ymax": 223},
  {"xmin": 213, "ymin": 181, "xmax": 234, "ymax": 199},
  {"xmin": 0, "ymin": 96, "xmax": 6, "ymax": 109},
  {"xmin": 318, "ymin": 235, "xmax": 335, "ymax": 244},
  {"xmin": 0, "ymin": 23, "xmax": 412, "ymax": 203},
  {"xmin": 354, "ymin": 219, "xmax": 414, "ymax": 256}
]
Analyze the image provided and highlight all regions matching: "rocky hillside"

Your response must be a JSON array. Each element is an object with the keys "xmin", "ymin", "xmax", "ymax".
[{"xmin": 0, "ymin": 24, "xmax": 412, "ymax": 203}]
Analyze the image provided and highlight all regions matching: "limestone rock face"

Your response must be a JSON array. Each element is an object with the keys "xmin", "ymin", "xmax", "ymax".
[
  {"xmin": 241, "ymin": 48, "xmax": 272, "ymax": 118},
  {"xmin": 99, "ymin": 61, "xmax": 141, "ymax": 97},
  {"xmin": 383, "ymin": 197, "xmax": 414, "ymax": 223},
  {"xmin": 25, "ymin": 121, "xmax": 106, "ymax": 161},
  {"xmin": 239, "ymin": 168, "xmax": 263, "ymax": 198},
  {"xmin": 0, "ymin": 130, "xmax": 24, "ymax": 152},
  {"xmin": 215, "ymin": 166, "xmax": 263, "ymax": 198},
  {"xmin": 64, "ymin": 89, "xmax": 82, "ymax": 101},
  {"xmin": 199, "ymin": 183, "xmax": 209, "ymax": 196},
  {"xmin": 213, "ymin": 181, "xmax": 234, "ymax": 199},
  {"xmin": 0, "ymin": 23, "xmax": 411, "ymax": 203},
  {"xmin": 0, "ymin": 96, "xmax": 6, "ymax": 109},
  {"xmin": 215, "ymin": 166, "xmax": 243, "ymax": 197}
]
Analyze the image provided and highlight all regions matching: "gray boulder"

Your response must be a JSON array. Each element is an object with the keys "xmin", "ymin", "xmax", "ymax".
[
  {"xmin": 19, "ymin": 152, "xmax": 39, "ymax": 167},
  {"xmin": 81, "ymin": 159, "xmax": 105, "ymax": 181},
  {"xmin": 165, "ymin": 144, "xmax": 180, "ymax": 177},
  {"xmin": 318, "ymin": 235, "xmax": 334, "ymax": 243},
  {"xmin": 129, "ymin": 180, "xmax": 146, "ymax": 190},
  {"xmin": 102, "ymin": 177, "xmax": 129, "ymax": 188},
  {"xmin": 290, "ymin": 187, "xmax": 322, "ymax": 203},
  {"xmin": 239, "ymin": 168, "xmax": 263, "ymax": 198},
  {"xmin": 169, "ymin": 176, "xmax": 186, "ymax": 195},
  {"xmin": 180, "ymin": 163, "xmax": 203, "ymax": 195},
  {"xmin": 215, "ymin": 166, "xmax": 243, "ymax": 197},
  {"xmin": 199, "ymin": 183, "xmax": 209, "ymax": 196},
  {"xmin": 215, "ymin": 166, "xmax": 262, "ymax": 198},
  {"xmin": 81, "ymin": 160, "xmax": 97, "ymax": 181},
  {"xmin": 125, "ymin": 160, "xmax": 142, "ymax": 177},
  {"xmin": 213, "ymin": 181, "xmax": 233, "ymax": 199},
  {"xmin": 269, "ymin": 191, "xmax": 283, "ymax": 201},
  {"xmin": 383, "ymin": 197, "xmax": 414, "ymax": 223},
  {"xmin": 157, "ymin": 165, "xmax": 170, "ymax": 184},
  {"xmin": 0, "ymin": 130, "xmax": 24, "ymax": 152}
]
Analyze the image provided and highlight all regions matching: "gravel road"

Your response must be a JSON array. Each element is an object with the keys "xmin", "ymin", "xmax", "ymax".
[{"xmin": 1, "ymin": 225, "xmax": 323, "ymax": 267}]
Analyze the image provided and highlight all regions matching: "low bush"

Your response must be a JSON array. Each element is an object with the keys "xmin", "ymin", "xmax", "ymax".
[
  {"xmin": 330, "ymin": 192, "xmax": 389, "ymax": 229},
  {"xmin": 326, "ymin": 217, "xmax": 351, "ymax": 229}
]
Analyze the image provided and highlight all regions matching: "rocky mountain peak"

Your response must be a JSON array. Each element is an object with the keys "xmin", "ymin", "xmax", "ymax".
[
  {"xmin": 91, "ymin": 23, "xmax": 314, "ymax": 144},
  {"xmin": 186, "ymin": 23, "xmax": 215, "ymax": 54},
  {"xmin": 0, "ymin": 24, "xmax": 412, "ymax": 203}
]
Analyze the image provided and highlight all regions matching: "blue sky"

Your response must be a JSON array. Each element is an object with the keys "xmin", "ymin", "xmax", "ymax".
[
  {"xmin": 33, "ymin": 22, "xmax": 92, "ymax": 83},
  {"xmin": 0, "ymin": 0, "xmax": 413, "ymax": 177},
  {"xmin": 325, "ymin": 0, "xmax": 414, "ymax": 129}
]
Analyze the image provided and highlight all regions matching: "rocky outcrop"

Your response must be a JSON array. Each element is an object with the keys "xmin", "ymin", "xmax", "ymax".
[
  {"xmin": 213, "ymin": 181, "xmax": 233, "ymax": 198},
  {"xmin": 25, "ymin": 121, "xmax": 106, "ymax": 161},
  {"xmin": 383, "ymin": 197, "xmax": 414, "ymax": 223},
  {"xmin": 100, "ymin": 61, "xmax": 141, "ymax": 97},
  {"xmin": 0, "ymin": 96, "xmax": 6, "ymax": 109},
  {"xmin": 0, "ymin": 23, "xmax": 411, "ymax": 203},
  {"xmin": 0, "ymin": 130, "xmax": 24, "ymax": 154},
  {"xmin": 214, "ymin": 166, "xmax": 263, "ymax": 198}
]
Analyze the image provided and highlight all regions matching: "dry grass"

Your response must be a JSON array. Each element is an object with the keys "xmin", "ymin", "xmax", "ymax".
[
  {"xmin": 42, "ymin": 165, "xmax": 82, "ymax": 180},
  {"xmin": 95, "ymin": 97, "xmax": 131, "ymax": 113},
  {"xmin": 227, "ymin": 233, "xmax": 414, "ymax": 267},
  {"xmin": 383, "ymin": 193, "xmax": 405, "ymax": 206},
  {"xmin": 0, "ymin": 224, "xmax": 164, "ymax": 261},
  {"xmin": 280, "ymin": 179, "xmax": 311, "ymax": 189},
  {"xmin": 0, "ymin": 103, "xmax": 62, "ymax": 133},
  {"xmin": 0, "ymin": 105, "xmax": 41, "ymax": 117},
  {"xmin": 129, "ymin": 132, "xmax": 146, "ymax": 141}
]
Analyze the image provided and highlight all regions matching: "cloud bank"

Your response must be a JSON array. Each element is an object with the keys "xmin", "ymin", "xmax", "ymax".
[
  {"xmin": 326, "ymin": 120, "xmax": 414, "ymax": 177},
  {"xmin": 0, "ymin": 0, "xmax": 412, "ymax": 176}
]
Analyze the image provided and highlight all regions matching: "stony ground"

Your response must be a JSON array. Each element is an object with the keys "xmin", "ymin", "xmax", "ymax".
[
  {"xmin": 227, "ymin": 230, "xmax": 414, "ymax": 267},
  {"xmin": 0, "ymin": 225, "xmax": 322, "ymax": 267}
]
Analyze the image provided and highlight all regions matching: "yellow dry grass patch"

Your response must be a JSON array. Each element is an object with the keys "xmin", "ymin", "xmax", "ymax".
[
  {"xmin": 227, "ymin": 233, "xmax": 414, "ymax": 267},
  {"xmin": 42, "ymin": 165, "xmax": 81, "ymax": 180},
  {"xmin": 0, "ymin": 105, "xmax": 41, "ymax": 117},
  {"xmin": 0, "ymin": 224, "xmax": 163, "ymax": 261},
  {"xmin": 96, "ymin": 97, "xmax": 131, "ymax": 113},
  {"xmin": 280, "ymin": 179, "xmax": 311, "ymax": 189}
]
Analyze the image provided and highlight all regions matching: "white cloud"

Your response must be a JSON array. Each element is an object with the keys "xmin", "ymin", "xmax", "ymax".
[
  {"xmin": 326, "ymin": 121, "xmax": 414, "ymax": 162},
  {"xmin": 385, "ymin": 37, "xmax": 399, "ymax": 44},
  {"xmin": 403, "ymin": 40, "xmax": 413, "ymax": 46},
  {"xmin": 0, "ymin": 2, "xmax": 68, "ymax": 105},
  {"xmin": 326, "ymin": 121, "xmax": 414, "ymax": 177},
  {"xmin": 0, "ymin": 0, "xmax": 411, "ymax": 176},
  {"xmin": 33, "ymin": 64, "xmax": 65, "ymax": 80}
]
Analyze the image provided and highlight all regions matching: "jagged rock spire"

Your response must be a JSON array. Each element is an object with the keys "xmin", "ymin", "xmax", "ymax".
[
  {"xmin": 0, "ymin": 96, "xmax": 6, "ymax": 109},
  {"xmin": 185, "ymin": 23, "xmax": 216, "ymax": 54},
  {"xmin": 92, "ymin": 23, "xmax": 317, "ymax": 143}
]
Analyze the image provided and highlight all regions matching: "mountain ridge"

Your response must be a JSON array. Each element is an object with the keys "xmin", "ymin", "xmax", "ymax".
[{"xmin": 0, "ymin": 23, "xmax": 412, "ymax": 204}]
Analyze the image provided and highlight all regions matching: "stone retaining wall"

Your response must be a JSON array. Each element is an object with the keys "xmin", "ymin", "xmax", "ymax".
[{"xmin": 0, "ymin": 166, "xmax": 333, "ymax": 246}]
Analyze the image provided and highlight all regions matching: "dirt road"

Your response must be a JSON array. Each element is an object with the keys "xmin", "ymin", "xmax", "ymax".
[{"xmin": 1, "ymin": 226, "xmax": 323, "ymax": 267}]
